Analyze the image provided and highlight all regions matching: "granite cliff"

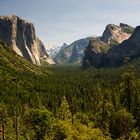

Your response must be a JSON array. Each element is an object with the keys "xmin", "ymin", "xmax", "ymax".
[
  {"xmin": 101, "ymin": 23, "xmax": 132, "ymax": 45},
  {"xmin": 0, "ymin": 15, "xmax": 54, "ymax": 65},
  {"xmin": 82, "ymin": 25, "xmax": 140, "ymax": 69}
]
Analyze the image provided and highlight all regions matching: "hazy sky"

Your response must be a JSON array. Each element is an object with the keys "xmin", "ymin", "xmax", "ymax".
[{"xmin": 0, "ymin": 0, "xmax": 140, "ymax": 47}]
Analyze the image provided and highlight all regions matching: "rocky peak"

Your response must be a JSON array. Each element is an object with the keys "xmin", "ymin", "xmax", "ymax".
[
  {"xmin": 0, "ymin": 15, "xmax": 54, "ymax": 65},
  {"xmin": 82, "ymin": 25, "xmax": 140, "ymax": 69},
  {"xmin": 120, "ymin": 23, "xmax": 134, "ymax": 34},
  {"xmin": 101, "ymin": 24, "xmax": 131, "ymax": 44},
  {"xmin": 62, "ymin": 43, "xmax": 68, "ymax": 47}
]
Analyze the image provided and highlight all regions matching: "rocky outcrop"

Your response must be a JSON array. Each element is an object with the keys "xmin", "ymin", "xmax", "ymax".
[
  {"xmin": 82, "ymin": 38, "xmax": 110, "ymax": 68},
  {"xmin": 120, "ymin": 23, "xmax": 134, "ymax": 34},
  {"xmin": 101, "ymin": 24, "xmax": 132, "ymax": 45},
  {"xmin": 0, "ymin": 15, "xmax": 54, "ymax": 65},
  {"xmin": 82, "ymin": 26, "xmax": 140, "ymax": 69},
  {"xmin": 54, "ymin": 37, "xmax": 91, "ymax": 64}
]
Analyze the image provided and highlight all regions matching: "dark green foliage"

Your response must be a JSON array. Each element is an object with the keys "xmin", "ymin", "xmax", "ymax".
[
  {"xmin": 113, "ymin": 108, "xmax": 134, "ymax": 139},
  {"xmin": 24, "ymin": 108, "xmax": 53, "ymax": 140},
  {"xmin": 0, "ymin": 42, "xmax": 140, "ymax": 139},
  {"xmin": 57, "ymin": 96, "xmax": 72, "ymax": 121}
]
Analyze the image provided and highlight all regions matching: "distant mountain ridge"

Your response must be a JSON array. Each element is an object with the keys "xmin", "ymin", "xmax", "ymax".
[
  {"xmin": 54, "ymin": 23, "xmax": 133, "ymax": 65},
  {"xmin": 0, "ymin": 15, "xmax": 54, "ymax": 65},
  {"xmin": 54, "ymin": 37, "xmax": 91, "ymax": 64},
  {"xmin": 47, "ymin": 43, "xmax": 68, "ymax": 59}
]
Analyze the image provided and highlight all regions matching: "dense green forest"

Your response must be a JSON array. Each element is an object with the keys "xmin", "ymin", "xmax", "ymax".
[{"xmin": 0, "ymin": 42, "xmax": 140, "ymax": 140}]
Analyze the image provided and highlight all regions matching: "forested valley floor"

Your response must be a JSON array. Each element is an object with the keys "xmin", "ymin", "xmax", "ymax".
[{"xmin": 0, "ymin": 43, "xmax": 140, "ymax": 140}]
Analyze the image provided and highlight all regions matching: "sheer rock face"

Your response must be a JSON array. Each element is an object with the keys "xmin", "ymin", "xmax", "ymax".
[
  {"xmin": 0, "ymin": 15, "xmax": 54, "ymax": 65},
  {"xmin": 101, "ymin": 24, "xmax": 131, "ymax": 44},
  {"xmin": 82, "ymin": 26, "xmax": 140, "ymax": 69}
]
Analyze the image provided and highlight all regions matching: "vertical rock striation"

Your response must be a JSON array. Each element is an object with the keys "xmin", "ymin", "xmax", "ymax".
[{"xmin": 0, "ymin": 15, "xmax": 54, "ymax": 65}]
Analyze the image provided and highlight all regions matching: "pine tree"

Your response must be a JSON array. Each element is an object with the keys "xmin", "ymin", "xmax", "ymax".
[
  {"xmin": 58, "ymin": 96, "xmax": 72, "ymax": 121},
  {"xmin": 119, "ymin": 107, "xmax": 133, "ymax": 139},
  {"xmin": 71, "ymin": 97, "xmax": 77, "ymax": 124},
  {"xmin": 120, "ymin": 58, "xmax": 136, "ymax": 112}
]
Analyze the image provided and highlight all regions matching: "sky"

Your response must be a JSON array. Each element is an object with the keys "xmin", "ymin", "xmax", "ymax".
[{"xmin": 0, "ymin": 0, "xmax": 140, "ymax": 47}]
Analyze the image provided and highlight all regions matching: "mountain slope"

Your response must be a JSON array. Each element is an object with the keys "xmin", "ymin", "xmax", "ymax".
[{"xmin": 0, "ymin": 42, "xmax": 48, "ymax": 75}]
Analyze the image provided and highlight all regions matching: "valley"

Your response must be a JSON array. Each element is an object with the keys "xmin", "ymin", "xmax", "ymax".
[{"xmin": 0, "ymin": 42, "xmax": 140, "ymax": 139}]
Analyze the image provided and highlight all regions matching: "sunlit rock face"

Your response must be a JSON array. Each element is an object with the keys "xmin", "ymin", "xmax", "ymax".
[
  {"xmin": 101, "ymin": 24, "xmax": 131, "ymax": 45},
  {"xmin": 83, "ymin": 25, "xmax": 140, "ymax": 69},
  {"xmin": 0, "ymin": 15, "xmax": 54, "ymax": 65}
]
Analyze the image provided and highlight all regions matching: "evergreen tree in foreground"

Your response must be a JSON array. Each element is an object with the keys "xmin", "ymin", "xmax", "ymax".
[{"xmin": 58, "ymin": 96, "xmax": 72, "ymax": 121}]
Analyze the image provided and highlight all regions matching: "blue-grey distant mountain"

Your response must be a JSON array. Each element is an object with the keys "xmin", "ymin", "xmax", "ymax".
[
  {"xmin": 47, "ymin": 43, "xmax": 68, "ymax": 59},
  {"xmin": 54, "ymin": 37, "xmax": 92, "ymax": 65}
]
